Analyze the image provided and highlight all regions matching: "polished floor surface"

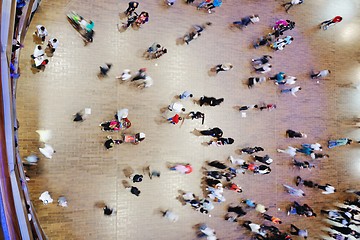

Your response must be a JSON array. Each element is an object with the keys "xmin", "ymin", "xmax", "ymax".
[{"xmin": 16, "ymin": 0, "xmax": 360, "ymax": 239}]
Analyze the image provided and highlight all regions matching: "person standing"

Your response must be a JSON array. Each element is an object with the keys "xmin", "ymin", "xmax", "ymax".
[
  {"xmin": 126, "ymin": 186, "xmax": 141, "ymax": 196},
  {"xmin": 103, "ymin": 205, "xmax": 114, "ymax": 215},
  {"xmin": 125, "ymin": 1, "xmax": 139, "ymax": 15},
  {"xmin": 47, "ymin": 38, "xmax": 58, "ymax": 53},
  {"xmin": 290, "ymin": 224, "xmax": 308, "ymax": 239},
  {"xmin": 311, "ymin": 69, "xmax": 331, "ymax": 79},
  {"xmin": 214, "ymin": 63, "xmax": 233, "ymax": 74},
  {"xmin": 282, "ymin": 0, "xmax": 304, "ymax": 12},
  {"xmin": 320, "ymin": 16, "xmax": 343, "ymax": 30},
  {"xmin": 280, "ymin": 86, "xmax": 302, "ymax": 97},
  {"xmin": 130, "ymin": 174, "xmax": 143, "ymax": 183},
  {"xmin": 34, "ymin": 25, "xmax": 48, "ymax": 42}
]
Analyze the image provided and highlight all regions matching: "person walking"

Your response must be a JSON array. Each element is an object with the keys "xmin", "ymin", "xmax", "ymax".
[
  {"xmin": 167, "ymin": 114, "xmax": 182, "ymax": 125},
  {"xmin": 254, "ymin": 63, "xmax": 272, "ymax": 73},
  {"xmin": 161, "ymin": 210, "xmax": 179, "ymax": 222},
  {"xmin": 286, "ymin": 129, "xmax": 307, "ymax": 138},
  {"xmin": 262, "ymin": 213, "xmax": 282, "ymax": 224},
  {"xmin": 208, "ymin": 137, "xmax": 234, "ymax": 146},
  {"xmin": 124, "ymin": 1, "xmax": 139, "ymax": 15},
  {"xmin": 239, "ymin": 105, "xmax": 258, "ymax": 111},
  {"xmin": 283, "ymin": 184, "xmax": 306, "ymax": 197},
  {"xmin": 198, "ymin": 127, "xmax": 223, "ymax": 138},
  {"xmin": 99, "ymin": 63, "xmax": 112, "ymax": 76},
  {"xmin": 214, "ymin": 63, "xmax": 233, "ymax": 74},
  {"xmin": 179, "ymin": 91, "xmax": 193, "ymax": 100},
  {"xmin": 277, "ymin": 146, "xmax": 297, "ymax": 157},
  {"xmin": 311, "ymin": 69, "xmax": 331, "ymax": 79},
  {"xmin": 169, "ymin": 164, "xmax": 193, "ymax": 174},
  {"xmin": 282, "ymin": 0, "xmax": 304, "ymax": 12},
  {"xmin": 317, "ymin": 183, "xmax": 336, "ymax": 194},
  {"xmin": 328, "ymin": 138, "xmax": 352, "ymax": 148},
  {"xmin": 168, "ymin": 102, "xmax": 186, "ymax": 113},
  {"xmin": 126, "ymin": 186, "xmax": 141, "ymax": 196},
  {"xmin": 290, "ymin": 224, "xmax": 308, "ymax": 239},
  {"xmin": 330, "ymin": 226, "xmax": 360, "ymax": 238},
  {"xmin": 320, "ymin": 16, "xmax": 343, "ymax": 30},
  {"xmin": 280, "ymin": 86, "xmax": 302, "ymax": 97}
]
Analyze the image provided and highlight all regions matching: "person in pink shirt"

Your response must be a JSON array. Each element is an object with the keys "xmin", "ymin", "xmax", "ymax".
[{"xmin": 169, "ymin": 164, "xmax": 193, "ymax": 174}]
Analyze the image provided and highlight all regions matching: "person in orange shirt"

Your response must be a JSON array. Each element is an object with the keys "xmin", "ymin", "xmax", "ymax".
[{"xmin": 262, "ymin": 213, "xmax": 282, "ymax": 224}]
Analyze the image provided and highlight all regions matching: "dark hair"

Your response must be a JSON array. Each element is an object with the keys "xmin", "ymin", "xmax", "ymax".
[
  {"xmin": 254, "ymin": 105, "xmax": 258, "ymax": 108},
  {"xmin": 37, "ymin": 45, "xmax": 42, "ymax": 50},
  {"xmin": 156, "ymin": 44, "xmax": 161, "ymax": 48},
  {"xmin": 40, "ymin": 26, "xmax": 45, "ymax": 31},
  {"xmin": 181, "ymin": 108, "xmax": 186, "ymax": 112},
  {"xmin": 163, "ymin": 49, "xmax": 167, "ymax": 53},
  {"xmin": 53, "ymin": 38, "xmax": 57, "ymax": 42},
  {"xmin": 189, "ymin": 94, "xmax": 193, "ymax": 97},
  {"xmin": 228, "ymin": 138, "xmax": 234, "ymax": 144}
]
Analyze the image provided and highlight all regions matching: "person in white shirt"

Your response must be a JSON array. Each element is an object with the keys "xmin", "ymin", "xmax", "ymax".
[
  {"xmin": 162, "ymin": 210, "xmax": 179, "ymax": 222},
  {"xmin": 311, "ymin": 69, "xmax": 331, "ymax": 79},
  {"xmin": 254, "ymin": 63, "xmax": 272, "ymax": 74},
  {"xmin": 34, "ymin": 25, "xmax": 48, "ymax": 41},
  {"xmin": 116, "ymin": 69, "xmax": 132, "ymax": 81},
  {"xmin": 277, "ymin": 146, "xmax": 297, "ymax": 157},
  {"xmin": 282, "ymin": 0, "xmax": 304, "ymax": 12},
  {"xmin": 214, "ymin": 63, "xmax": 233, "ymax": 74},
  {"xmin": 47, "ymin": 38, "xmax": 58, "ymax": 53},
  {"xmin": 317, "ymin": 184, "xmax": 336, "ymax": 194},
  {"xmin": 31, "ymin": 45, "xmax": 44, "ymax": 58},
  {"xmin": 284, "ymin": 76, "xmax": 297, "ymax": 85},
  {"xmin": 168, "ymin": 102, "xmax": 185, "ymax": 113},
  {"xmin": 280, "ymin": 86, "xmax": 302, "ymax": 97}
]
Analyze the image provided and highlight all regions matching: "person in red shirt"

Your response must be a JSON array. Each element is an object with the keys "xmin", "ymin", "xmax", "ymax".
[
  {"xmin": 167, "ymin": 114, "xmax": 182, "ymax": 124},
  {"xmin": 320, "ymin": 16, "xmax": 342, "ymax": 30}
]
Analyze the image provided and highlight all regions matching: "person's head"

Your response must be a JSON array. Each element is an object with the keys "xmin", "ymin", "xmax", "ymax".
[
  {"xmin": 347, "ymin": 139, "xmax": 353, "ymax": 144},
  {"xmin": 269, "ymin": 65, "xmax": 272, "ymax": 68},
  {"xmin": 37, "ymin": 45, "xmax": 42, "ymax": 50},
  {"xmin": 189, "ymin": 94, "xmax": 193, "ymax": 98},
  {"xmin": 298, "ymin": 87, "xmax": 302, "ymax": 91},
  {"xmin": 89, "ymin": 20, "xmax": 93, "ymax": 24},
  {"xmin": 328, "ymin": 70, "xmax": 331, "ymax": 74},
  {"xmin": 106, "ymin": 63, "xmax": 112, "ymax": 68},
  {"xmin": 181, "ymin": 108, "xmax": 186, "ymax": 112},
  {"xmin": 43, "ymin": 59, "xmax": 49, "ymax": 64},
  {"xmin": 228, "ymin": 138, "xmax": 234, "ymax": 144},
  {"xmin": 40, "ymin": 26, "xmax": 45, "ymax": 31},
  {"xmin": 254, "ymin": 105, "xmax": 258, "ymax": 108},
  {"xmin": 53, "ymin": 38, "xmax": 57, "ymax": 43},
  {"xmin": 290, "ymin": 37, "xmax": 294, "ymax": 41},
  {"xmin": 179, "ymin": 117, "xmax": 182, "ymax": 121},
  {"xmin": 156, "ymin": 44, "xmax": 161, "ymax": 48},
  {"xmin": 205, "ymin": 22, "xmax": 212, "ymax": 26},
  {"xmin": 163, "ymin": 49, "xmax": 167, "ymax": 53}
]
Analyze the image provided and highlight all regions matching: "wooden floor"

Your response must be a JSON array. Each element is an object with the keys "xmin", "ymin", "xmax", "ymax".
[{"xmin": 16, "ymin": 0, "xmax": 360, "ymax": 239}]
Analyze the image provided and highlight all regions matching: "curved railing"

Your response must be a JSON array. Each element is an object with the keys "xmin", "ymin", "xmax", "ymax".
[{"xmin": 0, "ymin": 0, "xmax": 47, "ymax": 239}]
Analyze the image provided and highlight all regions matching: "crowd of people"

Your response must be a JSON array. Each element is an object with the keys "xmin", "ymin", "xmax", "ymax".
[{"xmin": 15, "ymin": 0, "xmax": 360, "ymax": 239}]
